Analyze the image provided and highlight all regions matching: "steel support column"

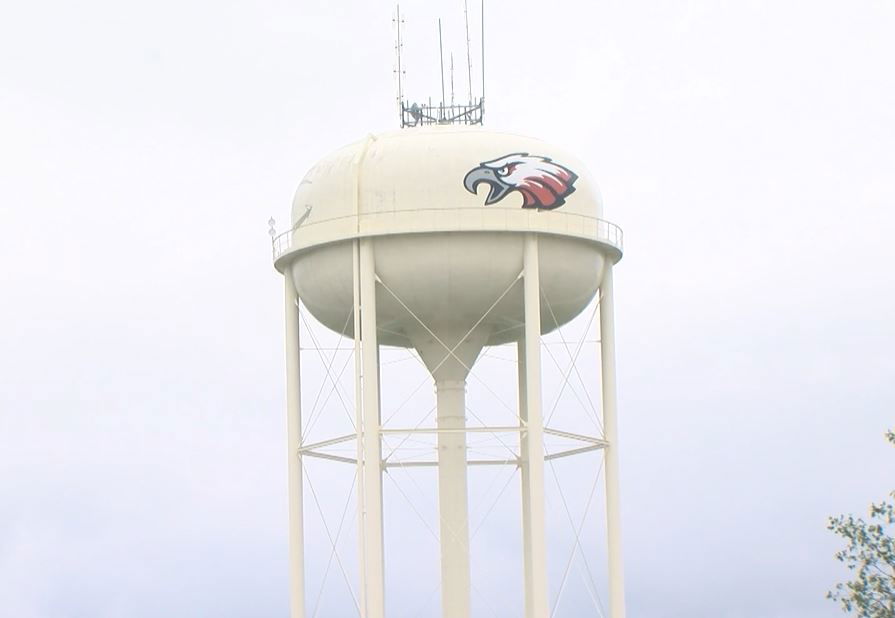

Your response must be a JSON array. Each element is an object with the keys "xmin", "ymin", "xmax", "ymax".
[
  {"xmin": 353, "ymin": 239, "xmax": 367, "ymax": 618},
  {"xmin": 599, "ymin": 265, "xmax": 626, "ymax": 618},
  {"xmin": 517, "ymin": 337, "xmax": 534, "ymax": 618},
  {"xmin": 359, "ymin": 238, "xmax": 386, "ymax": 618},
  {"xmin": 522, "ymin": 233, "xmax": 549, "ymax": 618},
  {"xmin": 284, "ymin": 275, "xmax": 306, "ymax": 618},
  {"xmin": 435, "ymin": 378, "xmax": 471, "ymax": 618}
]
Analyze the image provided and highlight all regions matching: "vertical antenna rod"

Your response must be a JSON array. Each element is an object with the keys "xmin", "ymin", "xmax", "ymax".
[
  {"xmin": 450, "ymin": 53, "xmax": 455, "ymax": 105},
  {"xmin": 464, "ymin": 0, "xmax": 473, "ymax": 103},
  {"xmin": 438, "ymin": 18, "xmax": 446, "ymax": 117},
  {"xmin": 480, "ymin": 0, "xmax": 485, "ymax": 102},
  {"xmin": 395, "ymin": 5, "xmax": 404, "ymax": 116}
]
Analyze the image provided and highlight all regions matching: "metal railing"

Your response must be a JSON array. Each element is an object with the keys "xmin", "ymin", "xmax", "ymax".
[
  {"xmin": 400, "ymin": 99, "xmax": 484, "ymax": 128},
  {"xmin": 271, "ymin": 209, "xmax": 623, "ymax": 262},
  {"xmin": 272, "ymin": 229, "xmax": 292, "ymax": 260}
]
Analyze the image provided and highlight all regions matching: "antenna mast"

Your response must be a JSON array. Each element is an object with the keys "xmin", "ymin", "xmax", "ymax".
[
  {"xmin": 438, "ymin": 18, "xmax": 446, "ymax": 119},
  {"xmin": 395, "ymin": 5, "xmax": 483, "ymax": 127},
  {"xmin": 481, "ymin": 0, "xmax": 485, "ymax": 102},
  {"xmin": 464, "ymin": 0, "xmax": 473, "ymax": 102},
  {"xmin": 394, "ymin": 5, "xmax": 405, "ymax": 113},
  {"xmin": 450, "ymin": 54, "xmax": 455, "ymax": 105}
]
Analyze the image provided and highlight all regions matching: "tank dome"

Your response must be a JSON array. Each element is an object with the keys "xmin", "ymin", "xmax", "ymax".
[
  {"xmin": 274, "ymin": 125, "xmax": 622, "ymax": 348},
  {"xmin": 289, "ymin": 126, "xmax": 605, "ymax": 240}
]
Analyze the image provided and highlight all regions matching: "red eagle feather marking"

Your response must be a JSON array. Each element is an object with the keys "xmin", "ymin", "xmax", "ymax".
[{"xmin": 463, "ymin": 153, "xmax": 579, "ymax": 210}]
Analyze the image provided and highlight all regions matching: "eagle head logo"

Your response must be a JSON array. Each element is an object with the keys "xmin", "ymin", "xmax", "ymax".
[{"xmin": 463, "ymin": 153, "xmax": 578, "ymax": 210}]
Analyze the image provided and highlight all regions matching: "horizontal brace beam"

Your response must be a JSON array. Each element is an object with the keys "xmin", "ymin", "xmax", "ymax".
[
  {"xmin": 299, "ymin": 347, "xmax": 355, "ymax": 351},
  {"xmin": 543, "ymin": 427, "xmax": 608, "ymax": 446},
  {"xmin": 298, "ymin": 433, "xmax": 357, "ymax": 454},
  {"xmin": 545, "ymin": 444, "xmax": 606, "ymax": 461},
  {"xmin": 301, "ymin": 450, "xmax": 357, "ymax": 465},
  {"xmin": 381, "ymin": 426, "xmax": 525, "ymax": 436},
  {"xmin": 383, "ymin": 458, "xmax": 520, "ymax": 469}
]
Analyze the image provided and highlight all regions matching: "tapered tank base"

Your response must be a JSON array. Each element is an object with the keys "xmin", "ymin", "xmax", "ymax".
[{"xmin": 409, "ymin": 326, "xmax": 487, "ymax": 618}]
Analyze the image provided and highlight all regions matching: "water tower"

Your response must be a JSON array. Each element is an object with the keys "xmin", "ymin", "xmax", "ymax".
[
  {"xmin": 271, "ymin": 120, "xmax": 625, "ymax": 617},
  {"xmin": 272, "ymin": 9, "xmax": 624, "ymax": 612}
]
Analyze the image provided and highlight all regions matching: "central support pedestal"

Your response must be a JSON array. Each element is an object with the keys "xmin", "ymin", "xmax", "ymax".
[
  {"xmin": 410, "ymin": 327, "xmax": 488, "ymax": 618},
  {"xmin": 435, "ymin": 378, "xmax": 471, "ymax": 617}
]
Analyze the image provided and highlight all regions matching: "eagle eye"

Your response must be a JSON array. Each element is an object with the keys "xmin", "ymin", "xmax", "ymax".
[{"xmin": 497, "ymin": 165, "xmax": 512, "ymax": 177}]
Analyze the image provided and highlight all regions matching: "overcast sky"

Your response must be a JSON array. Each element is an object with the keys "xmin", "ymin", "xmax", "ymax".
[{"xmin": 2, "ymin": 0, "xmax": 894, "ymax": 617}]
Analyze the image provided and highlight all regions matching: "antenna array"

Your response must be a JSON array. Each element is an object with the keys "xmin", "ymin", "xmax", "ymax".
[{"xmin": 394, "ymin": 2, "xmax": 485, "ymax": 128}]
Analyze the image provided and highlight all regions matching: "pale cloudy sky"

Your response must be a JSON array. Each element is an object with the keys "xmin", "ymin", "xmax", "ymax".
[{"xmin": 1, "ymin": 1, "xmax": 894, "ymax": 617}]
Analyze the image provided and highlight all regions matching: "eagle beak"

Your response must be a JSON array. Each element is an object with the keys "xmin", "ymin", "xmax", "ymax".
[{"xmin": 463, "ymin": 167, "xmax": 512, "ymax": 205}]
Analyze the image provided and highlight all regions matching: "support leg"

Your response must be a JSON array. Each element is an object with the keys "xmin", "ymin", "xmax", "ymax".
[
  {"xmin": 517, "ymin": 338, "xmax": 534, "ymax": 618},
  {"xmin": 599, "ymin": 265, "xmax": 626, "ymax": 618},
  {"xmin": 284, "ymin": 275, "xmax": 306, "ymax": 618},
  {"xmin": 353, "ymin": 240, "xmax": 367, "ymax": 618},
  {"xmin": 522, "ymin": 234, "xmax": 549, "ymax": 618},
  {"xmin": 360, "ymin": 238, "xmax": 386, "ymax": 618}
]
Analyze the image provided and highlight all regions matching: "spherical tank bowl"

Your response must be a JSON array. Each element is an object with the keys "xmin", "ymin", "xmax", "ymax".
[{"xmin": 273, "ymin": 126, "xmax": 623, "ymax": 348}]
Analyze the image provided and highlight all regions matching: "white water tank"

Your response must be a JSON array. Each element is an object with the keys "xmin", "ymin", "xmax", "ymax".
[{"xmin": 274, "ymin": 125, "xmax": 622, "ymax": 349}]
